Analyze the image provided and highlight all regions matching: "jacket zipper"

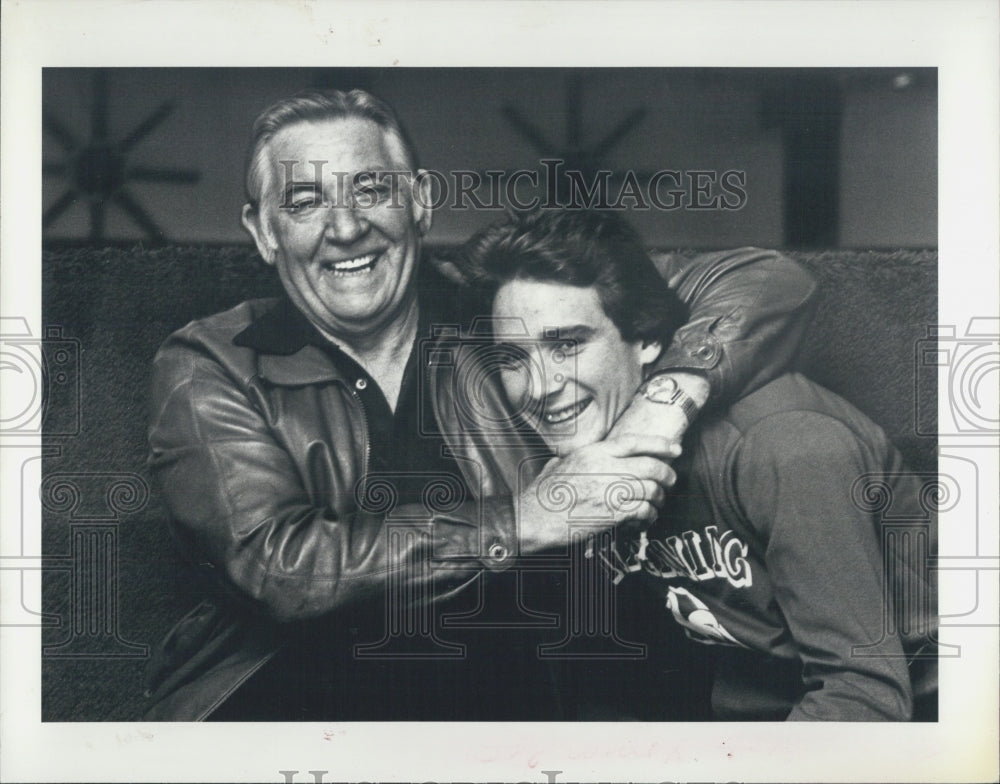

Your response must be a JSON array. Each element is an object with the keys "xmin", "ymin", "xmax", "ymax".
[
  {"xmin": 426, "ymin": 338, "xmax": 476, "ymax": 492},
  {"xmin": 350, "ymin": 385, "xmax": 371, "ymax": 497}
]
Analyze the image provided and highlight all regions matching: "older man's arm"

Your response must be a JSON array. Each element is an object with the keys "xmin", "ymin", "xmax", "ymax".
[
  {"xmin": 610, "ymin": 248, "xmax": 817, "ymax": 442},
  {"xmin": 147, "ymin": 332, "xmax": 515, "ymax": 624},
  {"xmin": 148, "ymin": 325, "xmax": 674, "ymax": 623}
]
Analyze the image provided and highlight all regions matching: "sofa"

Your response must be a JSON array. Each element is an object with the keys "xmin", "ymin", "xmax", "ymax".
[{"xmin": 37, "ymin": 245, "xmax": 937, "ymax": 721}]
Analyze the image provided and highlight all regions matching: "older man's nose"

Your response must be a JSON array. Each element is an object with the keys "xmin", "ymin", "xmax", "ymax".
[{"xmin": 324, "ymin": 204, "xmax": 369, "ymax": 243}]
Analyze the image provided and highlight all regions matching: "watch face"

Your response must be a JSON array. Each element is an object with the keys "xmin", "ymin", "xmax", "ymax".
[{"xmin": 644, "ymin": 374, "xmax": 679, "ymax": 403}]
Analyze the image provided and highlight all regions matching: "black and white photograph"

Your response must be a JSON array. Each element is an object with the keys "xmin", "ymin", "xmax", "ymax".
[{"xmin": 2, "ymin": 2, "xmax": 998, "ymax": 783}]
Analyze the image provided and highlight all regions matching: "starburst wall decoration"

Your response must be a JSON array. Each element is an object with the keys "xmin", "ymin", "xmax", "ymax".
[
  {"xmin": 43, "ymin": 71, "xmax": 200, "ymax": 243},
  {"xmin": 500, "ymin": 71, "xmax": 651, "ymax": 204}
]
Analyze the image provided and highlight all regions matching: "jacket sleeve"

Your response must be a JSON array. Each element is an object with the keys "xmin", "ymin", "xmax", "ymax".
[
  {"xmin": 733, "ymin": 411, "xmax": 914, "ymax": 721},
  {"xmin": 651, "ymin": 247, "xmax": 818, "ymax": 406},
  {"xmin": 148, "ymin": 332, "xmax": 516, "ymax": 624}
]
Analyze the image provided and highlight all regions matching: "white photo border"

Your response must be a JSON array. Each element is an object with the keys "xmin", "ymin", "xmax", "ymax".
[{"xmin": 2, "ymin": 1, "xmax": 998, "ymax": 782}]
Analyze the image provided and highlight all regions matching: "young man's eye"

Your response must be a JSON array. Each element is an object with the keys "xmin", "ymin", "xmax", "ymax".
[
  {"xmin": 553, "ymin": 339, "xmax": 580, "ymax": 357},
  {"xmin": 491, "ymin": 344, "xmax": 530, "ymax": 371}
]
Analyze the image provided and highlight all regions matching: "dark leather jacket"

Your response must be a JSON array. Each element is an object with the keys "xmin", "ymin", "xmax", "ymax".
[{"xmin": 143, "ymin": 248, "xmax": 816, "ymax": 720}]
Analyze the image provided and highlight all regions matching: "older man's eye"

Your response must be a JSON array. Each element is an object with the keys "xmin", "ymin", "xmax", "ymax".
[
  {"xmin": 353, "ymin": 180, "xmax": 393, "ymax": 208},
  {"xmin": 281, "ymin": 188, "xmax": 324, "ymax": 212}
]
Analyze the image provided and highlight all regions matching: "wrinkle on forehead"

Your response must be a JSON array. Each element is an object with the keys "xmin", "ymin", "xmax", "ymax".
[{"xmin": 252, "ymin": 117, "xmax": 413, "ymax": 208}]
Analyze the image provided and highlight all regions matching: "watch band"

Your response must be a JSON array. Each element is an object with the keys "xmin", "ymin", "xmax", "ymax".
[{"xmin": 638, "ymin": 373, "xmax": 700, "ymax": 425}]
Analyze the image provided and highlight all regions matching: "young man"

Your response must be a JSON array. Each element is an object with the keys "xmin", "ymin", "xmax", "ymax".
[{"xmin": 463, "ymin": 208, "xmax": 937, "ymax": 721}]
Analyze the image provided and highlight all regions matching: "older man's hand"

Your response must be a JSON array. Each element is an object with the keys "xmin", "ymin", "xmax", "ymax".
[{"xmin": 516, "ymin": 434, "xmax": 681, "ymax": 553}]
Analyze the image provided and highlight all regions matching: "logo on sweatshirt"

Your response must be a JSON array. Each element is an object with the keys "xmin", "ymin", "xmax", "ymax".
[
  {"xmin": 665, "ymin": 585, "xmax": 746, "ymax": 647},
  {"xmin": 597, "ymin": 524, "xmax": 754, "ymax": 589}
]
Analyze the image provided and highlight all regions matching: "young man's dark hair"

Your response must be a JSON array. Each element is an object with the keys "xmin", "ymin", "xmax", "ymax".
[{"xmin": 462, "ymin": 208, "xmax": 689, "ymax": 347}]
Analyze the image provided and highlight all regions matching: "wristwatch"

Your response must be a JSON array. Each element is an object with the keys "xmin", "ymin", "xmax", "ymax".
[{"xmin": 637, "ymin": 373, "xmax": 700, "ymax": 425}]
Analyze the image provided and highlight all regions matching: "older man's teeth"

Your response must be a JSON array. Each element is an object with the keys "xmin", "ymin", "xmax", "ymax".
[
  {"xmin": 324, "ymin": 254, "xmax": 377, "ymax": 276},
  {"xmin": 543, "ymin": 398, "xmax": 591, "ymax": 424}
]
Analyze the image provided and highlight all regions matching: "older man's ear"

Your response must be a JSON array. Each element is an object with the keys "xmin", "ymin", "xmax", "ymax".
[
  {"xmin": 412, "ymin": 169, "xmax": 434, "ymax": 237},
  {"xmin": 241, "ymin": 203, "xmax": 278, "ymax": 265}
]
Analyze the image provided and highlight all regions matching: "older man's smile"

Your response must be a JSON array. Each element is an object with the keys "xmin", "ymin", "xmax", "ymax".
[{"xmin": 321, "ymin": 252, "xmax": 379, "ymax": 276}]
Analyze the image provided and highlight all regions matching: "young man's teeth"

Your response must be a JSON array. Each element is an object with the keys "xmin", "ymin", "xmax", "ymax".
[
  {"xmin": 543, "ymin": 398, "xmax": 590, "ymax": 424},
  {"xmin": 326, "ymin": 254, "xmax": 377, "ymax": 275}
]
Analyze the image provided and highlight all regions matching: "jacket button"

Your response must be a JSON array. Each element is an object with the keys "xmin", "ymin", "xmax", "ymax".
[
  {"xmin": 355, "ymin": 378, "xmax": 368, "ymax": 390},
  {"xmin": 487, "ymin": 542, "xmax": 509, "ymax": 561},
  {"xmin": 690, "ymin": 344, "xmax": 717, "ymax": 361}
]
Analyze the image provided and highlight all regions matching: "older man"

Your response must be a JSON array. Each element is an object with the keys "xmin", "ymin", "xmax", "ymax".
[
  {"xmin": 464, "ymin": 208, "xmax": 937, "ymax": 721},
  {"xmin": 143, "ymin": 89, "xmax": 816, "ymax": 720}
]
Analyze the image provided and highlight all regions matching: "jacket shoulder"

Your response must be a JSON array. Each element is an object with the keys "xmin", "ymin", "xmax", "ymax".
[
  {"xmin": 152, "ymin": 298, "xmax": 279, "ymax": 391},
  {"xmin": 164, "ymin": 298, "xmax": 278, "ymax": 347},
  {"xmin": 650, "ymin": 246, "xmax": 796, "ymax": 282}
]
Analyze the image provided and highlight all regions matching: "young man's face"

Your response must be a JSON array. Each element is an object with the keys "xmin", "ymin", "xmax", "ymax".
[
  {"xmin": 492, "ymin": 278, "xmax": 660, "ymax": 454},
  {"xmin": 242, "ymin": 117, "xmax": 431, "ymax": 341}
]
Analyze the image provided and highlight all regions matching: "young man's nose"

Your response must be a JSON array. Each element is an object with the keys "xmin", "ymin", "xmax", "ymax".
[
  {"xmin": 533, "ymin": 348, "xmax": 568, "ymax": 399},
  {"xmin": 503, "ymin": 347, "xmax": 569, "ymax": 410}
]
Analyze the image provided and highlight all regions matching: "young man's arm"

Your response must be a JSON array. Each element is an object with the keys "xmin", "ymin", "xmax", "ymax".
[{"xmin": 734, "ymin": 410, "xmax": 914, "ymax": 721}]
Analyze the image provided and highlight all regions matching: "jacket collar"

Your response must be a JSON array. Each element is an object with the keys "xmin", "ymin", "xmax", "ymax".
[
  {"xmin": 234, "ymin": 298, "xmax": 348, "ymax": 386},
  {"xmin": 232, "ymin": 267, "xmax": 472, "ymax": 387},
  {"xmin": 234, "ymin": 296, "xmax": 316, "ymax": 355}
]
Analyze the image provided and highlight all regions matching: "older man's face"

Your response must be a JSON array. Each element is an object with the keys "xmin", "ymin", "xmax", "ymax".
[{"xmin": 243, "ymin": 117, "xmax": 431, "ymax": 341}]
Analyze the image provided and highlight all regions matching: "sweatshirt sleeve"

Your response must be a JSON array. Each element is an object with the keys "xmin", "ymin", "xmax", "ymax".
[{"xmin": 732, "ymin": 410, "xmax": 914, "ymax": 721}]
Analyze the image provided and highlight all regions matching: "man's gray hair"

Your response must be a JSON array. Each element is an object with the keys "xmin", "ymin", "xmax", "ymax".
[{"xmin": 244, "ymin": 88, "xmax": 419, "ymax": 207}]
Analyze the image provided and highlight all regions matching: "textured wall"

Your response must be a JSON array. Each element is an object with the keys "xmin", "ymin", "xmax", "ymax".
[{"xmin": 42, "ymin": 68, "xmax": 935, "ymax": 249}]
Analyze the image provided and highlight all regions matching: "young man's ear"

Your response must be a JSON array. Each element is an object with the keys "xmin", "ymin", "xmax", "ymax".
[
  {"xmin": 241, "ymin": 203, "xmax": 277, "ymax": 265},
  {"xmin": 639, "ymin": 340, "xmax": 663, "ymax": 367},
  {"xmin": 411, "ymin": 169, "xmax": 434, "ymax": 237}
]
